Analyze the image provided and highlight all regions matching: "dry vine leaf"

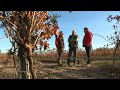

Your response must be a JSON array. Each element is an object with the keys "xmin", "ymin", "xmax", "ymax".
[
  {"xmin": 44, "ymin": 41, "xmax": 49, "ymax": 51},
  {"xmin": 39, "ymin": 39, "xmax": 44, "ymax": 46},
  {"xmin": 48, "ymin": 34, "xmax": 51, "ymax": 39},
  {"xmin": 40, "ymin": 32, "xmax": 45, "ymax": 38},
  {"xmin": 55, "ymin": 25, "xmax": 59, "ymax": 29},
  {"xmin": 13, "ymin": 36, "xmax": 17, "ymax": 40}
]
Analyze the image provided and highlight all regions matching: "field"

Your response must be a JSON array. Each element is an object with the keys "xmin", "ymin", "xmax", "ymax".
[
  {"xmin": 0, "ymin": 11, "xmax": 120, "ymax": 79},
  {"xmin": 0, "ymin": 48, "xmax": 120, "ymax": 79}
]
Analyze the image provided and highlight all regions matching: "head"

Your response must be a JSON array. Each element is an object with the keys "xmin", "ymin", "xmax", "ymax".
[
  {"xmin": 84, "ymin": 27, "xmax": 88, "ymax": 33},
  {"xmin": 72, "ymin": 30, "xmax": 76, "ymax": 35},
  {"xmin": 59, "ymin": 31, "xmax": 64, "ymax": 37}
]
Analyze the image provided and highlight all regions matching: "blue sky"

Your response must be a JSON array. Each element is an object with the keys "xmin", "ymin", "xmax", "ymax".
[{"xmin": 0, "ymin": 11, "xmax": 120, "ymax": 53}]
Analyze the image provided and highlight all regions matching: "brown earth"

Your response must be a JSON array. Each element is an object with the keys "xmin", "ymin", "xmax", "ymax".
[{"xmin": 0, "ymin": 57, "xmax": 120, "ymax": 79}]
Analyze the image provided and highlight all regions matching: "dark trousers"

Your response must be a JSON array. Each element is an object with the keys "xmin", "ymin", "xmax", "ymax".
[
  {"xmin": 57, "ymin": 48, "xmax": 64, "ymax": 60},
  {"xmin": 85, "ymin": 46, "xmax": 92, "ymax": 64},
  {"xmin": 67, "ymin": 47, "xmax": 78, "ymax": 62},
  {"xmin": 57, "ymin": 48, "xmax": 64, "ymax": 58}
]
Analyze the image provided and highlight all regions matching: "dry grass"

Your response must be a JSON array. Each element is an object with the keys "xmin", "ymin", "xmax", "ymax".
[
  {"xmin": 0, "ymin": 59, "xmax": 120, "ymax": 79},
  {"xmin": 0, "ymin": 53, "xmax": 120, "ymax": 79}
]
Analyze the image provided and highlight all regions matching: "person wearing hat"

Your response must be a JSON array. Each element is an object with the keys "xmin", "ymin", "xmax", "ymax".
[
  {"xmin": 56, "ymin": 31, "xmax": 65, "ymax": 66},
  {"xmin": 67, "ymin": 30, "xmax": 79, "ymax": 66},
  {"xmin": 83, "ymin": 27, "xmax": 93, "ymax": 66}
]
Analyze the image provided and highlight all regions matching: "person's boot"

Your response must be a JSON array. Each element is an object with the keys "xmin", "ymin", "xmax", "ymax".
[
  {"xmin": 58, "ymin": 59, "xmax": 62, "ymax": 66},
  {"xmin": 86, "ymin": 59, "xmax": 91, "ymax": 67}
]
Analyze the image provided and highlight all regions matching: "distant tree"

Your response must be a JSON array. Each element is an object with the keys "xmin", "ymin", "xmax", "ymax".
[
  {"xmin": 107, "ymin": 15, "xmax": 120, "ymax": 64},
  {"xmin": 0, "ymin": 49, "xmax": 1, "ymax": 53}
]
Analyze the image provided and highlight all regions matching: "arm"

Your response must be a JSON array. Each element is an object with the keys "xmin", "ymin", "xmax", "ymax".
[
  {"xmin": 83, "ymin": 36, "xmax": 85, "ymax": 47},
  {"xmin": 68, "ymin": 36, "xmax": 71, "ymax": 42},
  {"xmin": 89, "ymin": 32, "xmax": 93, "ymax": 41},
  {"xmin": 83, "ymin": 33, "xmax": 88, "ymax": 47},
  {"xmin": 68, "ymin": 35, "xmax": 74, "ymax": 43},
  {"xmin": 76, "ymin": 35, "xmax": 79, "ymax": 42}
]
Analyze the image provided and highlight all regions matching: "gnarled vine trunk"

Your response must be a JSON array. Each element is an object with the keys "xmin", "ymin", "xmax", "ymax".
[
  {"xmin": 27, "ymin": 46, "xmax": 36, "ymax": 79},
  {"xmin": 18, "ymin": 46, "xmax": 27, "ymax": 79}
]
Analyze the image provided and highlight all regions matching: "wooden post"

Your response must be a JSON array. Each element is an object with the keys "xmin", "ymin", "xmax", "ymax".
[{"xmin": 18, "ymin": 46, "xmax": 27, "ymax": 79}]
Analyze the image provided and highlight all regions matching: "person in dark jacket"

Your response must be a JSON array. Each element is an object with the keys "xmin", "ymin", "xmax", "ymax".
[
  {"xmin": 83, "ymin": 27, "xmax": 93, "ymax": 66},
  {"xmin": 67, "ymin": 30, "xmax": 79, "ymax": 66},
  {"xmin": 56, "ymin": 31, "xmax": 64, "ymax": 66}
]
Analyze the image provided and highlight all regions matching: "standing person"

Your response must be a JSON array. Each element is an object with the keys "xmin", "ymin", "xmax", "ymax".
[
  {"xmin": 83, "ymin": 27, "xmax": 93, "ymax": 66},
  {"xmin": 67, "ymin": 30, "xmax": 79, "ymax": 66},
  {"xmin": 55, "ymin": 30, "xmax": 65, "ymax": 66}
]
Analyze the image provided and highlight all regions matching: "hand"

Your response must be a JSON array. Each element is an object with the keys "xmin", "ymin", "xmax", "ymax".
[{"xmin": 55, "ymin": 30, "xmax": 59, "ymax": 35}]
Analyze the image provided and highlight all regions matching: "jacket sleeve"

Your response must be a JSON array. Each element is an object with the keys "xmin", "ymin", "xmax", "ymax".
[
  {"xmin": 88, "ymin": 32, "xmax": 93, "ymax": 45},
  {"xmin": 68, "ymin": 36, "xmax": 70, "ymax": 42},
  {"xmin": 83, "ymin": 36, "xmax": 85, "ymax": 47},
  {"xmin": 68, "ymin": 35, "xmax": 72, "ymax": 43},
  {"xmin": 89, "ymin": 32, "xmax": 93, "ymax": 41},
  {"xmin": 76, "ymin": 35, "xmax": 79, "ymax": 41}
]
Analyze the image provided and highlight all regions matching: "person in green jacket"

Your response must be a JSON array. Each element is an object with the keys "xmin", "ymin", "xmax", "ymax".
[{"xmin": 67, "ymin": 30, "xmax": 79, "ymax": 66}]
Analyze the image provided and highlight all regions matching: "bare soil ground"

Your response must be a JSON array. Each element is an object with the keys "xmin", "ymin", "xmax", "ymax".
[{"xmin": 0, "ymin": 57, "xmax": 120, "ymax": 79}]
